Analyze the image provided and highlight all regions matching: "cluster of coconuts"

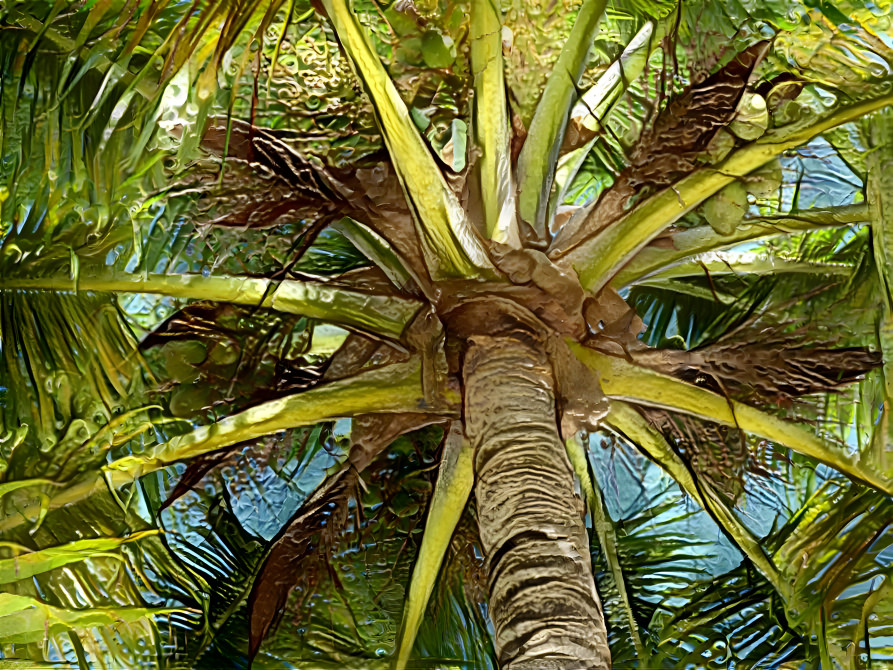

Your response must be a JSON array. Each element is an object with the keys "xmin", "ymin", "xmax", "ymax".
[{"xmin": 699, "ymin": 91, "xmax": 784, "ymax": 236}]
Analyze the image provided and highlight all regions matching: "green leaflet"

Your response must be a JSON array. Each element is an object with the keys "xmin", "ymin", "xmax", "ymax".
[
  {"xmin": 0, "ymin": 273, "xmax": 420, "ymax": 340},
  {"xmin": 8, "ymin": 9, "xmax": 157, "ymax": 101},
  {"xmin": 0, "ymin": 531, "xmax": 159, "ymax": 584},
  {"xmin": 394, "ymin": 422, "xmax": 473, "ymax": 670},
  {"xmin": 0, "ymin": 592, "xmax": 187, "ymax": 645},
  {"xmin": 0, "ymin": 291, "xmax": 146, "ymax": 452},
  {"xmin": 572, "ymin": 343, "xmax": 892, "ymax": 494},
  {"xmin": 321, "ymin": 0, "xmax": 493, "ymax": 279},
  {"xmin": 772, "ymin": 483, "xmax": 891, "ymax": 636},
  {"xmin": 562, "ymin": 92, "xmax": 893, "ymax": 293}
]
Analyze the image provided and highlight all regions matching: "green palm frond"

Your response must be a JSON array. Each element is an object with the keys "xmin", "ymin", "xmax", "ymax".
[
  {"xmin": 0, "ymin": 292, "xmax": 149, "ymax": 454},
  {"xmin": 654, "ymin": 479, "xmax": 892, "ymax": 667},
  {"xmin": 590, "ymin": 482, "xmax": 713, "ymax": 666},
  {"xmin": 654, "ymin": 560, "xmax": 803, "ymax": 667}
]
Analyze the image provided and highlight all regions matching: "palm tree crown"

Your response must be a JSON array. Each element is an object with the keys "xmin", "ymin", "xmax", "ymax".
[{"xmin": 0, "ymin": 0, "xmax": 891, "ymax": 667}]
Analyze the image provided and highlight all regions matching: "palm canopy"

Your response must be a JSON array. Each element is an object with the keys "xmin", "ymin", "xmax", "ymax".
[{"xmin": 0, "ymin": 0, "xmax": 891, "ymax": 667}]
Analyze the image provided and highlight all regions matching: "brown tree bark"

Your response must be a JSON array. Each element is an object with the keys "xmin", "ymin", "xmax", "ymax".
[{"xmin": 463, "ymin": 332, "xmax": 610, "ymax": 669}]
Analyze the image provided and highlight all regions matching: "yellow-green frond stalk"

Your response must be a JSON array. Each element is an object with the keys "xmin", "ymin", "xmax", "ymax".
[
  {"xmin": 572, "ymin": 343, "xmax": 892, "ymax": 494},
  {"xmin": 605, "ymin": 402, "xmax": 788, "ymax": 598},
  {"xmin": 563, "ymin": 92, "xmax": 893, "ymax": 293},
  {"xmin": 322, "ymin": 0, "xmax": 494, "ymax": 279},
  {"xmin": 471, "ymin": 0, "xmax": 520, "ymax": 247},
  {"xmin": 867, "ymin": 108, "xmax": 893, "ymax": 475},
  {"xmin": 394, "ymin": 422, "xmax": 474, "ymax": 670},
  {"xmin": 515, "ymin": 0, "xmax": 608, "ymax": 237}
]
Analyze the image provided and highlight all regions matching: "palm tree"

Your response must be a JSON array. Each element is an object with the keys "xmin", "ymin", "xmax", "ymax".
[{"xmin": 0, "ymin": 0, "xmax": 891, "ymax": 667}]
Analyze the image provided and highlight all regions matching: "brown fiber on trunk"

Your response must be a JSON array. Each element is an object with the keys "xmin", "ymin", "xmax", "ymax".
[{"xmin": 463, "ymin": 332, "xmax": 610, "ymax": 669}]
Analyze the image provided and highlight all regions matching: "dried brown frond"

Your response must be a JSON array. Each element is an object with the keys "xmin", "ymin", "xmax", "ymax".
[
  {"xmin": 683, "ymin": 340, "xmax": 879, "ymax": 404},
  {"xmin": 626, "ymin": 41, "xmax": 770, "ymax": 186},
  {"xmin": 551, "ymin": 41, "xmax": 770, "ymax": 256},
  {"xmin": 182, "ymin": 118, "xmax": 431, "ymax": 287},
  {"xmin": 169, "ymin": 158, "xmax": 336, "ymax": 229},
  {"xmin": 248, "ymin": 466, "xmax": 359, "ymax": 659},
  {"xmin": 201, "ymin": 118, "xmax": 411, "ymax": 220},
  {"xmin": 637, "ymin": 407, "xmax": 750, "ymax": 504},
  {"xmin": 634, "ymin": 336, "xmax": 880, "ymax": 406},
  {"xmin": 177, "ymin": 119, "xmax": 388, "ymax": 230}
]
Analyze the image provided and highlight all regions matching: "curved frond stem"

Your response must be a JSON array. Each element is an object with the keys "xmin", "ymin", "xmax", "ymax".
[
  {"xmin": 0, "ymin": 593, "xmax": 190, "ymax": 646},
  {"xmin": 604, "ymin": 401, "xmax": 789, "ymax": 598},
  {"xmin": 321, "ymin": 0, "xmax": 494, "ymax": 278},
  {"xmin": 547, "ymin": 21, "xmax": 661, "ymax": 223},
  {"xmin": 613, "ymin": 204, "xmax": 869, "ymax": 287},
  {"xmin": 109, "ymin": 359, "xmax": 438, "ymax": 476},
  {"xmin": 867, "ymin": 108, "xmax": 893, "ymax": 474},
  {"xmin": 394, "ymin": 422, "xmax": 474, "ymax": 670},
  {"xmin": 0, "ymin": 273, "xmax": 421, "ymax": 339},
  {"xmin": 0, "ymin": 531, "xmax": 160, "ymax": 585},
  {"xmin": 851, "ymin": 577, "xmax": 892, "ymax": 652},
  {"xmin": 631, "ymin": 252, "xmax": 854, "ymax": 285},
  {"xmin": 514, "ymin": 0, "xmax": 608, "ymax": 236},
  {"xmin": 0, "ymin": 358, "xmax": 450, "ymax": 534},
  {"xmin": 559, "ymin": 92, "xmax": 893, "ymax": 293},
  {"xmin": 571, "ymin": 344, "xmax": 892, "ymax": 494},
  {"xmin": 628, "ymin": 278, "xmax": 738, "ymax": 302}
]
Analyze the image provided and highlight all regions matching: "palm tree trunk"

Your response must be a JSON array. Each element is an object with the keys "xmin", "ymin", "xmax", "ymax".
[{"xmin": 463, "ymin": 332, "xmax": 610, "ymax": 669}]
